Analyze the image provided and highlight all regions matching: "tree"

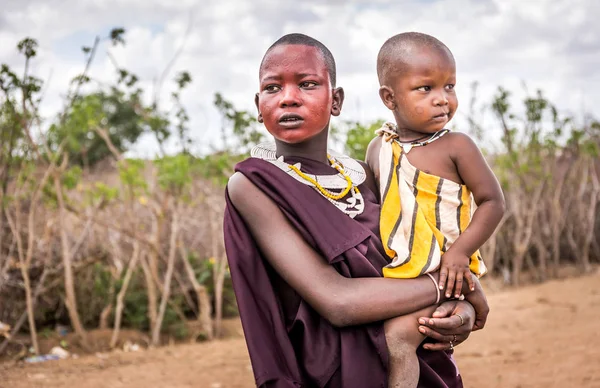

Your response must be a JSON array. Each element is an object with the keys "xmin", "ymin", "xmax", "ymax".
[
  {"xmin": 47, "ymin": 89, "xmax": 145, "ymax": 167},
  {"xmin": 344, "ymin": 120, "xmax": 385, "ymax": 160},
  {"xmin": 214, "ymin": 92, "xmax": 264, "ymax": 152}
]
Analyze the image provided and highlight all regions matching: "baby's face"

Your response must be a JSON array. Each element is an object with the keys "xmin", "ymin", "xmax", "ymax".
[
  {"xmin": 256, "ymin": 44, "xmax": 336, "ymax": 145},
  {"xmin": 388, "ymin": 48, "xmax": 458, "ymax": 134}
]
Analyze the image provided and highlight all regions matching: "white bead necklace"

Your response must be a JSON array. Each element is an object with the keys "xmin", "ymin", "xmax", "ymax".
[{"xmin": 251, "ymin": 142, "xmax": 366, "ymax": 218}]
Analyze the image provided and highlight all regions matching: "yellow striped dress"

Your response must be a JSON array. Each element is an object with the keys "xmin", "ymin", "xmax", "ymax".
[{"xmin": 377, "ymin": 124, "xmax": 487, "ymax": 279}]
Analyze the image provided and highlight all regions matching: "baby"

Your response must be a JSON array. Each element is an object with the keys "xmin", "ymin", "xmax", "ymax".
[{"xmin": 366, "ymin": 32, "xmax": 505, "ymax": 387}]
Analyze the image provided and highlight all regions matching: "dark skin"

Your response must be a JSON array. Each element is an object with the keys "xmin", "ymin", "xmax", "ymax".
[
  {"xmin": 228, "ymin": 44, "xmax": 490, "ymax": 351},
  {"xmin": 367, "ymin": 45, "xmax": 506, "ymax": 304}
]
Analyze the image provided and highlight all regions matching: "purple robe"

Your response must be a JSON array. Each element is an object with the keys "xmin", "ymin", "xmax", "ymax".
[{"xmin": 224, "ymin": 157, "xmax": 463, "ymax": 388}]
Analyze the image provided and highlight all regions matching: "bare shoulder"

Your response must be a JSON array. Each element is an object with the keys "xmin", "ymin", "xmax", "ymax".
[
  {"xmin": 366, "ymin": 136, "xmax": 383, "ymax": 162},
  {"xmin": 443, "ymin": 131, "xmax": 482, "ymax": 160},
  {"xmin": 444, "ymin": 131, "xmax": 479, "ymax": 148},
  {"xmin": 365, "ymin": 136, "xmax": 383, "ymax": 181},
  {"xmin": 227, "ymin": 172, "xmax": 266, "ymax": 212},
  {"xmin": 367, "ymin": 135, "xmax": 383, "ymax": 148},
  {"xmin": 227, "ymin": 172, "xmax": 252, "ymax": 201}
]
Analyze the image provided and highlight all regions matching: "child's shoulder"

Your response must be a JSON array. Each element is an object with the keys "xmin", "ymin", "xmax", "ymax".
[
  {"xmin": 366, "ymin": 135, "xmax": 383, "ymax": 156},
  {"xmin": 445, "ymin": 130, "xmax": 474, "ymax": 139},
  {"xmin": 441, "ymin": 130, "xmax": 474, "ymax": 143},
  {"xmin": 438, "ymin": 131, "xmax": 480, "ymax": 156},
  {"xmin": 365, "ymin": 135, "xmax": 383, "ymax": 175}
]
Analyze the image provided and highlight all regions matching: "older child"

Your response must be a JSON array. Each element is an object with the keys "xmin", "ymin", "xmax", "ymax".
[
  {"xmin": 225, "ymin": 33, "xmax": 488, "ymax": 387},
  {"xmin": 366, "ymin": 32, "xmax": 505, "ymax": 387}
]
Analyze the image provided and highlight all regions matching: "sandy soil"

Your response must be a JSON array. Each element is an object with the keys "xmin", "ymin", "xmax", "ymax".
[{"xmin": 2, "ymin": 271, "xmax": 599, "ymax": 388}]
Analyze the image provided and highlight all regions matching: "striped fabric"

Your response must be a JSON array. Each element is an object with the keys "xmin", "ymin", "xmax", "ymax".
[{"xmin": 377, "ymin": 124, "xmax": 487, "ymax": 279}]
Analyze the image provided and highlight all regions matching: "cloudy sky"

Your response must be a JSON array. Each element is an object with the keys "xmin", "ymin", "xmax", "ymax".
[{"xmin": 1, "ymin": 0, "xmax": 598, "ymax": 156}]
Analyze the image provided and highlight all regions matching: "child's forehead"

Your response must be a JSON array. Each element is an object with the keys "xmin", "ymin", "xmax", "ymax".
[
  {"xmin": 260, "ymin": 44, "xmax": 328, "ymax": 77},
  {"xmin": 397, "ymin": 49, "xmax": 455, "ymax": 77},
  {"xmin": 262, "ymin": 44, "xmax": 325, "ymax": 67}
]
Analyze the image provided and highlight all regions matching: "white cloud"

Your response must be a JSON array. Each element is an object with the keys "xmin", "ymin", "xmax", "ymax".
[{"xmin": 1, "ymin": 0, "xmax": 598, "ymax": 156}]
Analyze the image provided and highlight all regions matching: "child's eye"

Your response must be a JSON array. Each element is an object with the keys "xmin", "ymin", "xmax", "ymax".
[
  {"xmin": 300, "ymin": 81, "xmax": 317, "ymax": 88},
  {"xmin": 264, "ymin": 84, "xmax": 281, "ymax": 93},
  {"xmin": 445, "ymin": 84, "xmax": 455, "ymax": 91},
  {"xmin": 416, "ymin": 86, "xmax": 431, "ymax": 92}
]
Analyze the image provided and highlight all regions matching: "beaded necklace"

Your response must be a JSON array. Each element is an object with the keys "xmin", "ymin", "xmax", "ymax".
[
  {"xmin": 377, "ymin": 122, "xmax": 450, "ymax": 153},
  {"xmin": 287, "ymin": 154, "xmax": 359, "ymax": 200},
  {"xmin": 251, "ymin": 143, "xmax": 365, "ymax": 218}
]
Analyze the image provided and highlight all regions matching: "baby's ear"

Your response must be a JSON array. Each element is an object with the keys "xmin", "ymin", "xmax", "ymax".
[
  {"xmin": 331, "ymin": 87, "xmax": 345, "ymax": 116},
  {"xmin": 379, "ymin": 86, "xmax": 396, "ymax": 110}
]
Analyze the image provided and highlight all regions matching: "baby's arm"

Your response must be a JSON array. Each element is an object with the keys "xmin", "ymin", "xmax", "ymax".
[{"xmin": 441, "ymin": 133, "xmax": 506, "ymax": 298}]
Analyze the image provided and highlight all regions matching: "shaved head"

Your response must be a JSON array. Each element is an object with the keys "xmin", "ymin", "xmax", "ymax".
[
  {"xmin": 260, "ymin": 33, "xmax": 337, "ymax": 87},
  {"xmin": 377, "ymin": 32, "xmax": 454, "ymax": 85}
]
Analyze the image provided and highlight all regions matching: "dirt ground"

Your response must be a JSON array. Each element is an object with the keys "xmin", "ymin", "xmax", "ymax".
[{"xmin": 1, "ymin": 271, "xmax": 599, "ymax": 388}]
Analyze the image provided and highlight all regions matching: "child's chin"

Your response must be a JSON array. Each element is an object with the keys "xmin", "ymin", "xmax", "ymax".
[
  {"xmin": 429, "ymin": 122, "xmax": 449, "ymax": 131},
  {"xmin": 274, "ymin": 129, "xmax": 325, "ymax": 144}
]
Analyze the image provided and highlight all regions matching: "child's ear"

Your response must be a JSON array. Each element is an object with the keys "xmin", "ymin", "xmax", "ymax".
[
  {"xmin": 331, "ymin": 87, "xmax": 345, "ymax": 117},
  {"xmin": 254, "ymin": 93, "xmax": 263, "ymax": 123},
  {"xmin": 379, "ymin": 86, "xmax": 396, "ymax": 111}
]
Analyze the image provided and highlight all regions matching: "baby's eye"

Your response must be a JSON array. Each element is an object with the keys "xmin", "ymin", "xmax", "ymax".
[
  {"xmin": 416, "ymin": 86, "xmax": 431, "ymax": 92},
  {"xmin": 265, "ymin": 84, "xmax": 281, "ymax": 93},
  {"xmin": 300, "ymin": 81, "xmax": 317, "ymax": 88},
  {"xmin": 445, "ymin": 84, "xmax": 455, "ymax": 91}
]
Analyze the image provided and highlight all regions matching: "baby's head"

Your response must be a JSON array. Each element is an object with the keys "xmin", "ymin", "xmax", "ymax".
[
  {"xmin": 377, "ymin": 32, "xmax": 457, "ymax": 135},
  {"xmin": 256, "ymin": 33, "xmax": 343, "ymax": 145}
]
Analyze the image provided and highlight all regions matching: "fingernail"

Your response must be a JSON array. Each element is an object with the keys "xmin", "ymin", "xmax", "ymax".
[
  {"xmin": 419, "ymin": 327, "xmax": 426, "ymax": 333},
  {"xmin": 471, "ymin": 286, "xmax": 475, "ymax": 291},
  {"xmin": 446, "ymin": 293, "xmax": 451, "ymax": 297},
  {"xmin": 429, "ymin": 319, "xmax": 434, "ymax": 325},
  {"xmin": 419, "ymin": 318, "xmax": 426, "ymax": 324},
  {"xmin": 439, "ymin": 285, "xmax": 444, "ymax": 289},
  {"xmin": 455, "ymin": 294, "xmax": 460, "ymax": 298}
]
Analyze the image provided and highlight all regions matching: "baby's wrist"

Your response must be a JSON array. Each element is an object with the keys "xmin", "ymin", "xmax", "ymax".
[{"xmin": 445, "ymin": 246, "xmax": 472, "ymax": 259}]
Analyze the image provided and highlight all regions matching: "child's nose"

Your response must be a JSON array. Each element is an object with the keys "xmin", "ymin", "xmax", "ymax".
[
  {"xmin": 433, "ymin": 91, "xmax": 449, "ymax": 106},
  {"xmin": 279, "ymin": 87, "xmax": 301, "ymax": 107}
]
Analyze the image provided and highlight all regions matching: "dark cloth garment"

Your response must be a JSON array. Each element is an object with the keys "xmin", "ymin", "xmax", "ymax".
[{"xmin": 224, "ymin": 157, "xmax": 462, "ymax": 388}]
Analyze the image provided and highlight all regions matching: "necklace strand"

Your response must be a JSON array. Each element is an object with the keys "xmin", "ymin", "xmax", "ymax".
[
  {"xmin": 396, "ymin": 132, "xmax": 432, "ymax": 144},
  {"xmin": 250, "ymin": 143, "xmax": 366, "ymax": 218},
  {"xmin": 376, "ymin": 122, "xmax": 450, "ymax": 153},
  {"xmin": 287, "ymin": 154, "xmax": 359, "ymax": 200}
]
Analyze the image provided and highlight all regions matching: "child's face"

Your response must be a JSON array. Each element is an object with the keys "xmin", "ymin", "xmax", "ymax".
[
  {"xmin": 381, "ymin": 48, "xmax": 457, "ymax": 135},
  {"xmin": 256, "ymin": 44, "xmax": 342, "ymax": 144}
]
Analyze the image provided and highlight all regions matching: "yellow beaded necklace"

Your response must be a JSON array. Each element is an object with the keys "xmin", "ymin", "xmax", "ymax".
[
  {"xmin": 251, "ymin": 142, "xmax": 366, "ymax": 218},
  {"xmin": 287, "ymin": 154, "xmax": 360, "ymax": 200}
]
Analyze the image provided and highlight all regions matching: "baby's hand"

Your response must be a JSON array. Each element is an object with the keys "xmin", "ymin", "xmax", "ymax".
[{"xmin": 439, "ymin": 250, "xmax": 474, "ymax": 298}]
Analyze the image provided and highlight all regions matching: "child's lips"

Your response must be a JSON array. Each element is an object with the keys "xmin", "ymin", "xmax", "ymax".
[
  {"xmin": 279, "ymin": 119, "xmax": 304, "ymax": 128},
  {"xmin": 278, "ymin": 113, "xmax": 304, "ymax": 128},
  {"xmin": 432, "ymin": 113, "xmax": 449, "ymax": 122}
]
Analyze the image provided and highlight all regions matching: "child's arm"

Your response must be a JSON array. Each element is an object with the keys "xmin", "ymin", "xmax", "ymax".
[
  {"xmin": 441, "ymin": 132, "xmax": 506, "ymax": 298},
  {"xmin": 227, "ymin": 172, "xmax": 469, "ymax": 327}
]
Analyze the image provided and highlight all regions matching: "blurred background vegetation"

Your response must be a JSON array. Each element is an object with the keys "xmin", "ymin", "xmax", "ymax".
[{"xmin": 1, "ymin": 28, "xmax": 599, "ymax": 359}]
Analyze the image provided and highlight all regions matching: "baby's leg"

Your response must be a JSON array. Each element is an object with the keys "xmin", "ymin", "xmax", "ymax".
[{"xmin": 384, "ymin": 305, "xmax": 437, "ymax": 388}]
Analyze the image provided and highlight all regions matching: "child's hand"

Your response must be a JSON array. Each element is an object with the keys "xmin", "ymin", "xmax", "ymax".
[{"xmin": 439, "ymin": 250, "xmax": 474, "ymax": 298}]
